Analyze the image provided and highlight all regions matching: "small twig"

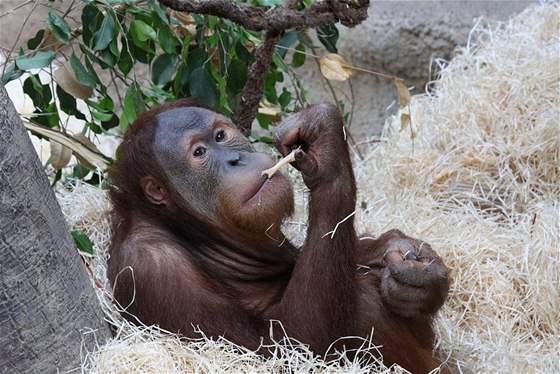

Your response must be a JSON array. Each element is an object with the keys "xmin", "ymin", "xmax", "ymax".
[
  {"xmin": 301, "ymin": 33, "xmax": 362, "ymax": 160},
  {"xmin": 354, "ymin": 138, "xmax": 383, "ymax": 146},
  {"xmin": 60, "ymin": 0, "xmax": 77, "ymax": 19},
  {"xmin": 347, "ymin": 79, "xmax": 355, "ymax": 129},
  {"xmin": 322, "ymin": 210, "xmax": 356, "ymax": 239},
  {"xmin": 261, "ymin": 149, "xmax": 298, "ymax": 178},
  {"xmin": 0, "ymin": 0, "xmax": 34, "ymax": 19},
  {"xmin": 303, "ymin": 32, "xmax": 340, "ymax": 103},
  {"xmin": 2, "ymin": 1, "xmax": 38, "ymax": 77},
  {"xmin": 274, "ymin": 52, "xmax": 305, "ymax": 108},
  {"xmin": 264, "ymin": 223, "xmax": 287, "ymax": 247},
  {"xmin": 111, "ymin": 70, "xmax": 124, "ymax": 105},
  {"xmin": 276, "ymin": 45, "xmax": 397, "ymax": 80}
]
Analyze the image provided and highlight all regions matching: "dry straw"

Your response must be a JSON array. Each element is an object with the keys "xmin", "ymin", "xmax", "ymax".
[{"xmin": 57, "ymin": 4, "xmax": 559, "ymax": 372}]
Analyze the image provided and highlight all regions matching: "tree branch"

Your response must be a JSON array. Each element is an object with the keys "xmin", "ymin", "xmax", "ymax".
[
  {"xmin": 158, "ymin": 0, "xmax": 369, "ymax": 32},
  {"xmin": 233, "ymin": 31, "xmax": 281, "ymax": 135}
]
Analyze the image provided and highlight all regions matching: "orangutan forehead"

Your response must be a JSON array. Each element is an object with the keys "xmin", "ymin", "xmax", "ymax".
[
  {"xmin": 155, "ymin": 107, "xmax": 216, "ymax": 134},
  {"xmin": 153, "ymin": 107, "xmax": 217, "ymax": 154}
]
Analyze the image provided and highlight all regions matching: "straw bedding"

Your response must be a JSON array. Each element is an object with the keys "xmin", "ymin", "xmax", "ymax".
[{"xmin": 57, "ymin": 4, "xmax": 559, "ymax": 373}]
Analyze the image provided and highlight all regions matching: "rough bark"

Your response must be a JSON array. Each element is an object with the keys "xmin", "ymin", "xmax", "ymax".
[
  {"xmin": 0, "ymin": 83, "xmax": 111, "ymax": 372},
  {"xmin": 158, "ymin": 0, "xmax": 369, "ymax": 32},
  {"xmin": 233, "ymin": 31, "xmax": 281, "ymax": 136}
]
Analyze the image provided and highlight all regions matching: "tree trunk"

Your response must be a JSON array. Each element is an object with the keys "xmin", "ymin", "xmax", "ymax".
[{"xmin": 0, "ymin": 83, "xmax": 111, "ymax": 372}]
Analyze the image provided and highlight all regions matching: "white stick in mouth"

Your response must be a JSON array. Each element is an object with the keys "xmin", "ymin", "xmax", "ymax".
[{"xmin": 261, "ymin": 148, "xmax": 298, "ymax": 179}]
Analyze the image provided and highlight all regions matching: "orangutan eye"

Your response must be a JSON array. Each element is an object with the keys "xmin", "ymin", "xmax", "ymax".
[
  {"xmin": 215, "ymin": 130, "xmax": 226, "ymax": 142},
  {"xmin": 193, "ymin": 147, "xmax": 206, "ymax": 157}
]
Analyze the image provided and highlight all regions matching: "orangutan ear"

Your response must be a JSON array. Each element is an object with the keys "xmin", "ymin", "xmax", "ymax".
[{"xmin": 140, "ymin": 176, "xmax": 168, "ymax": 205}]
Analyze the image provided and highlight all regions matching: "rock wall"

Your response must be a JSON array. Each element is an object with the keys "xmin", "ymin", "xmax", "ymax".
[{"xmin": 299, "ymin": 0, "xmax": 535, "ymax": 137}]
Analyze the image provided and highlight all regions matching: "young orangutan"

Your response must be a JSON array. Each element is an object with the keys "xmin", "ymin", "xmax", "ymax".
[{"xmin": 108, "ymin": 99, "xmax": 449, "ymax": 372}]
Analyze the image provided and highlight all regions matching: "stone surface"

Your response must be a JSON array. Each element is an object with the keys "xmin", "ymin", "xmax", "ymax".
[{"xmin": 298, "ymin": 0, "xmax": 536, "ymax": 138}]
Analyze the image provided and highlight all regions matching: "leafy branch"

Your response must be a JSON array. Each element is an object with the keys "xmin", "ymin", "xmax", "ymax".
[
  {"xmin": 158, "ymin": 0, "xmax": 369, "ymax": 31},
  {"xmin": 158, "ymin": 0, "xmax": 370, "ymax": 133}
]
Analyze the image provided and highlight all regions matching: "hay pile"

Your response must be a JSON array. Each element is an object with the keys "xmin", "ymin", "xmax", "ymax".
[{"xmin": 58, "ymin": 4, "xmax": 559, "ymax": 372}]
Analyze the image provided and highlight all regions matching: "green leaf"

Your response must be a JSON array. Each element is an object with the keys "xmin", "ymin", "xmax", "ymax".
[
  {"xmin": 91, "ymin": 110, "xmax": 114, "ymax": 122},
  {"xmin": 101, "ymin": 45, "xmax": 118, "ymax": 67},
  {"xmin": 317, "ymin": 24, "xmax": 339, "ymax": 53},
  {"xmin": 82, "ymin": 4, "xmax": 103, "ymax": 47},
  {"xmin": 125, "ymin": 83, "xmax": 145, "ymax": 120},
  {"xmin": 130, "ymin": 20, "xmax": 156, "ymax": 42},
  {"xmin": 56, "ymin": 85, "xmax": 87, "ymax": 121},
  {"xmin": 120, "ymin": 83, "xmax": 145, "ymax": 132},
  {"xmin": 69, "ymin": 53, "xmax": 96, "ymax": 88},
  {"xmin": 264, "ymin": 74, "xmax": 278, "ymax": 104},
  {"xmin": 81, "ymin": 50, "xmax": 103, "ymax": 86},
  {"xmin": 23, "ymin": 74, "xmax": 52, "ymax": 108},
  {"xmin": 46, "ymin": 11, "xmax": 72, "ymax": 44},
  {"xmin": 32, "ymin": 103, "xmax": 59, "ymax": 128},
  {"xmin": 226, "ymin": 59, "xmax": 248, "ymax": 94},
  {"xmin": 118, "ymin": 42, "xmax": 134, "ymax": 76},
  {"xmin": 279, "ymin": 90, "xmax": 292, "ymax": 109},
  {"xmin": 71, "ymin": 230, "xmax": 94, "ymax": 255},
  {"xmin": 99, "ymin": 96, "xmax": 115, "ymax": 111},
  {"xmin": 189, "ymin": 67, "xmax": 217, "ymax": 107},
  {"xmin": 51, "ymin": 169, "xmax": 63, "ymax": 187},
  {"xmin": 207, "ymin": 15, "xmax": 219, "ymax": 29},
  {"xmin": 86, "ymin": 96, "xmax": 114, "ymax": 112},
  {"xmin": 142, "ymin": 84, "xmax": 175, "ymax": 103},
  {"xmin": 181, "ymin": 35, "xmax": 192, "ymax": 58},
  {"xmin": 27, "ymin": 29, "xmax": 45, "ymax": 50},
  {"xmin": 256, "ymin": 113, "xmax": 271, "ymax": 130},
  {"xmin": 72, "ymin": 164, "xmax": 90, "ymax": 180},
  {"xmin": 92, "ymin": 13, "xmax": 116, "ymax": 51},
  {"xmin": 296, "ymin": 32, "xmax": 314, "ymax": 49},
  {"xmin": 158, "ymin": 26, "xmax": 179, "ymax": 55},
  {"xmin": 217, "ymin": 76, "xmax": 232, "ymax": 114},
  {"xmin": 16, "ymin": 51, "xmax": 55, "ymax": 70},
  {"xmin": 292, "ymin": 43, "xmax": 306, "ymax": 68},
  {"xmin": 174, "ymin": 64, "xmax": 189, "ymax": 96},
  {"xmin": 129, "ymin": 21, "xmax": 156, "ymax": 54},
  {"xmin": 101, "ymin": 113, "xmax": 119, "ymax": 130},
  {"xmin": 87, "ymin": 122, "xmax": 103, "ymax": 135},
  {"xmin": 277, "ymin": 32, "xmax": 298, "ymax": 58},
  {"xmin": 149, "ymin": 0, "xmax": 170, "ymax": 23},
  {"xmin": 186, "ymin": 48, "xmax": 205, "ymax": 75},
  {"xmin": 255, "ymin": 135, "xmax": 274, "ymax": 145},
  {"xmin": 235, "ymin": 39, "xmax": 254, "ymax": 66},
  {"xmin": 2, "ymin": 62, "xmax": 23, "ymax": 84},
  {"xmin": 109, "ymin": 34, "xmax": 119, "ymax": 56},
  {"xmin": 127, "ymin": 5, "xmax": 151, "ymax": 18},
  {"xmin": 128, "ymin": 36, "xmax": 154, "ymax": 63},
  {"xmin": 151, "ymin": 54, "xmax": 178, "ymax": 85}
]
